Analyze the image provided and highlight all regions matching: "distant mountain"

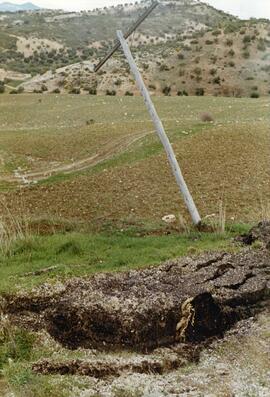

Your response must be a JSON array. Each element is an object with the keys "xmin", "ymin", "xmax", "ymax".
[{"xmin": 0, "ymin": 2, "xmax": 40, "ymax": 12}]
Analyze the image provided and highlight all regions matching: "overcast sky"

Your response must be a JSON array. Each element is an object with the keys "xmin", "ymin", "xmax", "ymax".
[{"xmin": 6, "ymin": 0, "xmax": 270, "ymax": 19}]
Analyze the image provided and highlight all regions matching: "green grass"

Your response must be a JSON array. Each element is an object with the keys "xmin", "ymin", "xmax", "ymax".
[{"xmin": 0, "ymin": 223, "xmax": 250, "ymax": 293}]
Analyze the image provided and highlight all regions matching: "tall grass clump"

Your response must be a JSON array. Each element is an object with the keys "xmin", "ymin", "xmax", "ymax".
[{"xmin": 0, "ymin": 200, "xmax": 29, "ymax": 257}]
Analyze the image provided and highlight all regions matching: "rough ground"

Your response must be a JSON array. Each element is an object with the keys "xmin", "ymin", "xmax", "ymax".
[
  {"xmin": 1, "ymin": 223, "xmax": 270, "ymax": 396},
  {"xmin": 3, "ymin": 244, "xmax": 269, "ymax": 352}
]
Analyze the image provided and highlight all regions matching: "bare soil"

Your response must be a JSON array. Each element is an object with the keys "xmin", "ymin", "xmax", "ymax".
[{"xmin": 3, "ymin": 245, "xmax": 269, "ymax": 352}]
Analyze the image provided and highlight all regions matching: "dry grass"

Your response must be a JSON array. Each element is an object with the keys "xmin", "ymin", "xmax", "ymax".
[{"xmin": 0, "ymin": 199, "xmax": 29, "ymax": 256}]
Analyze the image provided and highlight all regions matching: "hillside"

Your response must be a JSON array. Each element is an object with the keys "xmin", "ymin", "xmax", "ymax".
[
  {"xmin": 0, "ymin": 2, "xmax": 40, "ymax": 12},
  {"xmin": 1, "ymin": 0, "xmax": 269, "ymax": 97}
]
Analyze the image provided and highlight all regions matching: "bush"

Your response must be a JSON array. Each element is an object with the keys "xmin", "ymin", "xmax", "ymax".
[
  {"xmin": 213, "ymin": 76, "xmax": 221, "ymax": 85},
  {"xmin": 177, "ymin": 90, "xmax": 188, "ymax": 96},
  {"xmin": 250, "ymin": 92, "xmax": 260, "ymax": 98},
  {"xmin": 160, "ymin": 64, "xmax": 170, "ymax": 71},
  {"xmin": 257, "ymin": 40, "xmax": 266, "ymax": 51},
  {"xmin": 88, "ymin": 88, "xmax": 97, "ymax": 95},
  {"xmin": 0, "ymin": 81, "xmax": 5, "ymax": 94},
  {"xmin": 200, "ymin": 112, "xmax": 214, "ymax": 122},
  {"xmin": 52, "ymin": 88, "xmax": 60, "ymax": 94},
  {"xmin": 195, "ymin": 87, "xmax": 204, "ymax": 96},
  {"xmin": 242, "ymin": 50, "xmax": 250, "ymax": 59},
  {"xmin": 0, "ymin": 325, "xmax": 35, "ymax": 369},
  {"xmin": 162, "ymin": 86, "xmax": 171, "ymax": 96},
  {"xmin": 225, "ymin": 39, "xmax": 233, "ymax": 46},
  {"xmin": 69, "ymin": 88, "xmax": 80, "ymax": 94},
  {"xmin": 125, "ymin": 91, "xmax": 134, "ymax": 96},
  {"xmin": 106, "ymin": 89, "xmax": 116, "ymax": 96},
  {"xmin": 243, "ymin": 35, "xmax": 251, "ymax": 44}
]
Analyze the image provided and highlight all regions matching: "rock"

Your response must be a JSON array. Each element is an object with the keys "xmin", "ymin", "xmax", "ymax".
[{"xmin": 162, "ymin": 214, "xmax": 176, "ymax": 224}]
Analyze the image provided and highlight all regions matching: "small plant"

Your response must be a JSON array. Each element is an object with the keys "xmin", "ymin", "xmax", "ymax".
[
  {"xmin": 106, "ymin": 89, "xmax": 116, "ymax": 96},
  {"xmin": 69, "ymin": 87, "xmax": 80, "ymax": 94},
  {"xmin": 86, "ymin": 119, "xmax": 95, "ymax": 125},
  {"xmin": 0, "ymin": 81, "xmax": 5, "ymax": 94},
  {"xmin": 195, "ymin": 87, "xmax": 204, "ymax": 96},
  {"xmin": 213, "ymin": 76, "xmax": 221, "ymax": 85},
  {"xmin": 88, "ymin": 88, "xmax": 97, "ymax": 95},
  {"xmin": 225, "ymin": 38, "xmax": 233, "ymax": 46},
  {"xmin": 0, "ymin": 320, "xmax": 35, "ymax": 369},
  {"xmin": 250, "ymin": 92, "xmax": 260, "ymax": 98},
  {"xmin": 242, "ymin": 50, "xmax": 250, "ymax": 59},
  {"xmin": 162, "ymin": 85, "xmax": 171, "ymax": 96},
  {"xmin": 243, "ymin": 35, "xmax": 251, "ymax": 44},
  {"xmin": 177, "ymin": 90, "xmax": 188, "ymax": 96},
  {"xmin": 160, "ymin": 64, "xmax": 170, "ymax": 71},
  {"xmin": 125, "ymin": 91, "xmax": 134, "ymax": 96},
  {"xmin": 200, "ymin": 112, "xmax": 214, "ymax": 122}
]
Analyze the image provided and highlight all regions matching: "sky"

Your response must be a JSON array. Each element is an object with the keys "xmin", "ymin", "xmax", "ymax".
[{"xmin": 5, "ymin": 0, "xmax": 270, "ymax": 19}]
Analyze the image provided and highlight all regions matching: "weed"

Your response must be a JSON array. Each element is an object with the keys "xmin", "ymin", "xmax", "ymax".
[{"xmin": 200, "ymin": 112, "xmax": 214, "ymax": 122}]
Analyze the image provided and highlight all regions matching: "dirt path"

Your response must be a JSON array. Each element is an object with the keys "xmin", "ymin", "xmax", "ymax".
[{"xmin": 5, "ymin": 130, "xmax": 153, "ymax": 185}]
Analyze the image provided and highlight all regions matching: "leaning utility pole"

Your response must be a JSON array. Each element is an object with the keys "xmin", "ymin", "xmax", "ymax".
[{"xmin": 94, "ymin": 2, "xmax": 201, "ymax": 226}]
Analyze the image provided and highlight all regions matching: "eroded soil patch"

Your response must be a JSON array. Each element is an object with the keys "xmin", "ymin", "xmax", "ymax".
[{"xmin": 3, "ymin": 248, "xmax": 269, "ymax": 353}]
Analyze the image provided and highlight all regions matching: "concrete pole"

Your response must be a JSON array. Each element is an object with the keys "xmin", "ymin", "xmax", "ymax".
[{"xmin": 117, "ymin": 30, "xmax": 201, "ymax": 226}]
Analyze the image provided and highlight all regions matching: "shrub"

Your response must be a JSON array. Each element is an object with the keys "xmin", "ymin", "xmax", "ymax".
[
  {"xmin": 212, "ymin": 30, "xmax": 221, "ymax": 36},
  {"xmin": 200, "ymin": 112, "xmax": 214, "ymax": 122},
  {"xmin": 114, "ymin": 79, "xmax": 122, "ymax": 86},
  {"xmin": 242, "ymin": 50, "xmax": 250, "ymax": 59},
  {"xmin": 106, "ymin": 89, "xmax": 116, "ymax": 96},
  {"xmin": 0, "ymin": 81, "xmax": 5, "ymax": 94},
  {"xmin": 213, "ymin": 76, "xmax": 221, "ymax": 85},
  {"xmin": 0, "ymin": 325, "xmax": 35, "ymax": 369},
  {"xmin": 228, "ymin": 49, "xmax": 235, "ymax": 57},
  {"xmin": 69, "ymin": 88, "xmax": 80, "ymax": 94},
  {"xmin": 205, "ymin": 40, "xmax": 213, "ymax": 45},
  {"xmin": 228, "ymin": 61, "xmax": 235, "ymax": 67},
  {"xmin": 225, "ymin": 39, "xmax": 233, "ymax": 46},
  {"xmin": 177, "ymin": 90, "xmax": 188, "ymax": 96},
  {"xmin": 243, "ymin": 35, "xmax": 251, "ymax": 44},
  {"xmin": 88, "ymin": 88, "xmax": 97, "ymax": 95},
  {"xmin": 193, "ymin": 67, "xmax": 202, "ymax": 76},
  {"xmin": 162, "ymin": 86, "xmax": 171, "ymax": 96},
  {"xmin": 195, "ymin": 87, "xmax": 204, "ymax": 96},
  {"xmin": 52, "ymin": 88, "xmax": 60, "ymax": 94},
  {"xmin": 250, "ymin": 92, "xmax": 260, "ymax": 98},
  {"xmin": 160, "ymin": 64, "xmax": 170, "ymax": 71},
  {"xmin": 125, "ymin": 91, "xmax": 134, "ymax": 96},
  {"xmin": 257, "ymin": 40, "xmax": 266, "ymax": 51}
]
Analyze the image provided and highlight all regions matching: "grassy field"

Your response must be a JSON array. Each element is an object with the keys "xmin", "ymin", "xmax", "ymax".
[
  {"xmin": 0, "ymin": 94, "xmax": 269, "ymax": 397},
  {"xmin": 0, "ymin": 94, "xmax": 269, "ymax": 226},
  {"xmin": 0, "ymin": 93, "xmax": 267, "ymax": 293}
]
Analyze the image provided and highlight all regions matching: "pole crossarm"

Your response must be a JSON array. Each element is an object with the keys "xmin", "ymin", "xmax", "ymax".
[
  {"xmin": 94, "ymin": 1, "xmax": 159, "ymax": 73},
  {"xmin": 117, "ymin": 30, "xmax": 201, "ymax": 226}
]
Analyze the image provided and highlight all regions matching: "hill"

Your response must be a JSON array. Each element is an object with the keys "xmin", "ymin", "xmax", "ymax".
[
  {"xmin": 0, "ymin": 2, "xmax": 40, "ymax": 12},
  {"xmin": 1, "ymin": 0, "xmax": 269, "ymax": 97}
]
